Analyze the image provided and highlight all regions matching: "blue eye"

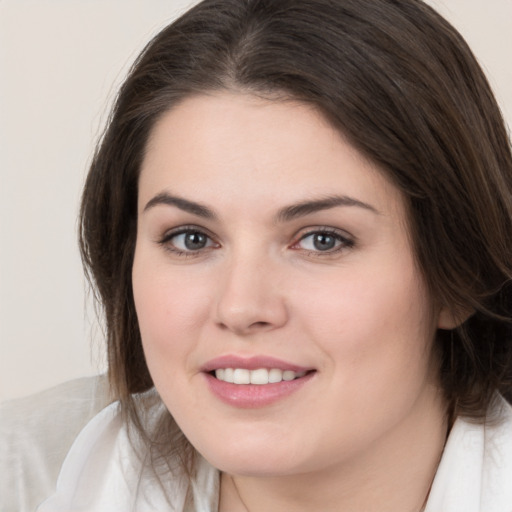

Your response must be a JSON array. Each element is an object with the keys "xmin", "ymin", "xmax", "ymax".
[
  {"xmin": 161, "ymin": 228, "xmax": 216, "ymax": 253},
  {"xmin": 295, "ymin": 230, "xmax": 353, "ymax": 253}
]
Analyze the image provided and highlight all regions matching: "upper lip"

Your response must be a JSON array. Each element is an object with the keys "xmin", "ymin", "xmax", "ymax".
[{"xmin": 201, "ymin": 355, "xmax": 312, "ymax": 373}]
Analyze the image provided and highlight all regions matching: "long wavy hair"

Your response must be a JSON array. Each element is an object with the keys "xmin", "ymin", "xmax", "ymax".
[{"xmin": 80, "ymin": 0, "xmax": 512, "ymax": 470}]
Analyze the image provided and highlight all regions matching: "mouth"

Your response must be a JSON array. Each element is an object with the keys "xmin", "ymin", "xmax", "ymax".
[
  {"xmin": 202, "ymin": 355, "xmax": 316, "ymax": 408},
  {"xmin": 211, "ymin": 368, "xmax": 310, "ymax": 385}
]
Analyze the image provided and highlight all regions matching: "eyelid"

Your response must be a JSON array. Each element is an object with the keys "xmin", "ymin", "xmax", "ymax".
[
  {"xmin": 159, "ymin": 224, "xmax": 214, "ymax": 241},
  {"xmin": 158, "ymin": 224, "xmax": 219, "ymax": 255},
  {"xmin": 290, "ymin": 226, "xmax": 355, "ymax": 254},
  {"xmin": 156, "ymin": 224, "xmax": 354, "ymax": 257}
]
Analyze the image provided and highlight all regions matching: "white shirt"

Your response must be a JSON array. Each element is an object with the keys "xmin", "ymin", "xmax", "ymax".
[
  {"xmin": 35, "ymin": 395, "xmax": 219, "ymax": 512},
  {"xmin": 3, "ymin": 378, "xmax": 511, "ymax": 511}
]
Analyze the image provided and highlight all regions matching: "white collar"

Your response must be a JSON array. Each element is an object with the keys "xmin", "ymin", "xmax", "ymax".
[
  {"xmin": 425, "ymin": 395, "xmax": 512, "ymax": 512},
  {"xmin": 38, "ymin": 395, "xmax": 512, "ymax": 512}
]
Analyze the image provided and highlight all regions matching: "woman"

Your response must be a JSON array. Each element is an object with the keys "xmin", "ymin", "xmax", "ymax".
[{"xmin": 38, "ymin": 0, "xmax": 512, "ymax": 510}]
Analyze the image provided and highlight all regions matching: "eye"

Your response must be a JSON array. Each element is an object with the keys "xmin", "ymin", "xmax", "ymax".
[
  {"xmin": 159, "ymin": 227, "xmax": 217, "ymax": 255},
  {"xmin": 292, "ymin": 229, "xmax": 354, "ymax": 254}
]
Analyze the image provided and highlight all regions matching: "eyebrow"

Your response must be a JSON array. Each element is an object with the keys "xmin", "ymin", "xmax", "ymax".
[
  {"xmin": 143, "ymin": 192, "xmax": 217, "ymax": 219},
  {"xmin": 143, "ymin": 192, "xmax": 379, "ymax": 221},
  {"xmin": 275, "ymin": 195, "xmax": 380, "ymax": 222}
]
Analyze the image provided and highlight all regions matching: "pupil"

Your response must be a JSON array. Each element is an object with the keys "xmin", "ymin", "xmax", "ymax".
[
  {"xmin": 185, "ymin": 232, "xmax": 207, "ymax": 250},
  {"xmin": 313, "ymin": 233, "xmax": 335, "ymax": 251}
]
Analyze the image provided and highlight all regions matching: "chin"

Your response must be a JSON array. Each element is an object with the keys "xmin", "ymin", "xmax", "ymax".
[
  {"xmin": 210, "ymin": 456, "xmax": 304, "ymax": 478},
  {"xmin": 194, "ymin": 433, "xmax": 309, "ymax": 477}
]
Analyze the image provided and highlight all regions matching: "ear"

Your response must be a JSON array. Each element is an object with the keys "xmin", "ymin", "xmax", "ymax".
[{"xmin": 437, "ymin": 305, "xmax": 474, "ymax": 330}]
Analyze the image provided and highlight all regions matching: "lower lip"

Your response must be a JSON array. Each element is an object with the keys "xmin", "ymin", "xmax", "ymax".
[{"xmin": 204, "ymin": 372, "xmax": 315, "ymax": 408}]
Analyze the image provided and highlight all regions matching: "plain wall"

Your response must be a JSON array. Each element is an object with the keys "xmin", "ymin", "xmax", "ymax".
[{"xmin": 1, "ymin": 0, "xmax": 511, "ymax": 401}]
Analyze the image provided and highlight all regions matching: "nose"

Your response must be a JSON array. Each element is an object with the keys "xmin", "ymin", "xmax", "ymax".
[{"xmin": 214, "ymin": 252, "xmax": 288, "ymax": 336}]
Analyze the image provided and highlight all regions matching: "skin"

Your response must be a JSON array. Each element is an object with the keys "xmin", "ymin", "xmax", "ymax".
[{"xmin": 132, "ymin": 92, "xmax": 449, "ymax": 511}]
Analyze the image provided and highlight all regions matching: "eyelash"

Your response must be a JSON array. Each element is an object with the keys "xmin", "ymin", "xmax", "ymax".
[
  {"xmin": 291, "ymin": 228, "xmax": 355, "ymax": 256},
  {"xmin": 157, "ymin": 226, "xmax": 355, "ymax": 258},
  {"xmin": 158, "ymin": 225, "xmax": 218, "ymax": 257}
]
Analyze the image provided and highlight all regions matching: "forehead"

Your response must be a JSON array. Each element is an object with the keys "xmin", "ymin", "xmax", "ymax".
[{"xmin": 139, "ymin": 92, "xmax": 405, "ymax": 220}]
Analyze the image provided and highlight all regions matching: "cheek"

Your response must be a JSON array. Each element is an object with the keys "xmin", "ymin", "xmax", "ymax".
[
  {"xmin": 297, "ymin": 260, "xmax": 435, "ymax": 381},
  {"xmin": 295, "ymin": 267, "xmax": 437, "ymax": 450},
  {"xmin": 132, "ymin": 254, "xmax": 212, "ymax": 366}
]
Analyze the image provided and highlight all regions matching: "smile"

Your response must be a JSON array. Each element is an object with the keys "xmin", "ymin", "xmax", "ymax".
[
  {"xmin": 214, "ymin": 368, "xmax": 307, "ymax": 385},
  {"xmin": 202, "ymin": 356, "xmax": 315, "ymax": 408}
]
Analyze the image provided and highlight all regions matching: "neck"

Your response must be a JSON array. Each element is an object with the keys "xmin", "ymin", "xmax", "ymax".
[{"xmin": 219, "ymin": 386, "xmax": 448, "ymax": 512}]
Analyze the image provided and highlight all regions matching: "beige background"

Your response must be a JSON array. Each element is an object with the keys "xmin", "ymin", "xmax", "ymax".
[{"xmin": 1, "ymin": 0, "xmax": 511, "ymax": 401}]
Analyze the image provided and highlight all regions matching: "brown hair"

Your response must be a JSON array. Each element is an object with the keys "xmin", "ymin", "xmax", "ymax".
[{"xmin": 80, "ymin": 0, "xmax": 512, "ymax": 449}]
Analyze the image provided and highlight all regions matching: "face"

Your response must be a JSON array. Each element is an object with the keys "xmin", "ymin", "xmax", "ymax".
[{"xmin": 133, "ymin": 92, "xmax": 445, "ymax": 478}]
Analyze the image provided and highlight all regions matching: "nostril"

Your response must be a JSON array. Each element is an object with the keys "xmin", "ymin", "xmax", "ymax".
[
  {"xmin": 249, "ymin": 321, "xmax": 271, "ymax": 329},
  {"xmin": 215, "ymin": 320, "xmax": 272, "ymax": 334}
]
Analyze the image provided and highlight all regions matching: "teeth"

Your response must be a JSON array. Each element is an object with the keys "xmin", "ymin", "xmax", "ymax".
[
  {"xmin": 268, "ymin": 368, "xmax": 283, "ymax": 383},
  {"xmin": 282, "ymin": 370, "xmax": 296, "ymax": 381},
  {"xmin": 233, "ymin": 369, "xmax": 250, "ymax": 384},
  {"xmin": 250, "ymin": 368, "xmax": 268, "ymax": 384},
  {"xmin": 214, "ymin": 368, "xmax": 306, "ymax": 385}
]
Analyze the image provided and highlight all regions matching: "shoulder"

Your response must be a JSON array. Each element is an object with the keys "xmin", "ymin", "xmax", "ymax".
[
  {"xmin": 35, "ymin": 388, "xmax": 219, "ymax": 512},
  {"xmin": 0, "ymin": 376, "xmax": 111, "ymax": 512},
  {"xmin": 426, "ymin": 395, "xmax": 512, "ymax": 512},
  {"xmin": 481, "ymin": 396, "xmax": 512, "ymax": 500}
]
